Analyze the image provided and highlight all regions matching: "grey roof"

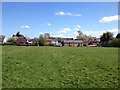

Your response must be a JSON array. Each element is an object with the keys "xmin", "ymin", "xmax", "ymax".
[{"xmin": 64, "ymin": 40, "xmax": 83, "ymax": 43}]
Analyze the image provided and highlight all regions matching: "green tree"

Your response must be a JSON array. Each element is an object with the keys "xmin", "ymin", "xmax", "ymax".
[
  {"xmin": 100, "ymin": 32, "xmax": 113, "ymax": 42},
  {"xmin": 0, "ymin": 35, "xmax": 5, "ymax": 42},
  {"xmin": 116, "ymin": 33, "xmax": 120, "ymax": 38},
  {"xmin": 15, "ymin": 32, "xmax": 23, "ymax": 37},
  {"xmin": 100, "ymin": 32, "xmax": 113, "ymax": 47},
  {"xmin": 109, "ymin": 38, "xmax": 120, "ymax": 47},
  {"xmin": 38, "ymin": 34, "xmax": 46, "ymax": 46}
]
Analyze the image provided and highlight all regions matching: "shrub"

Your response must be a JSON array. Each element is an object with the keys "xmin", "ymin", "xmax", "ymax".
[
  {"xmin": 101, "ymin": 42, "xmax": 111, "ymax": 47},
  {"xmin": 109, "ymin": 38, "xmax": 120, "ymax": 47},
  {"xmin": 38, "ymin": 38, "xmax": 46, "ymax": 46}
]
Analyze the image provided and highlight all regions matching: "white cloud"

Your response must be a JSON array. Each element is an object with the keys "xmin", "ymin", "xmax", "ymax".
[
  {"xmin": 74, "ymin": 25, "xmax": 81, "ymax": 31},
  {"xmin": 55, "ymin": 11, "xmax": 81, "ymax": 16},
  {"xmin": 39, "ymin": 32, "xmax": 44, "ymax": 35},
  {"xmin": 82, "ymin": 28, "xmax": 118, "ymax": 38},
  {"xmin": 51, "ymin": 33, "xmax": 65, "ymax": 38},
  {"xmin": 104, "ymin": 28, "xmax": 118, "ymax": 37},
  {"xmin": 47, "ymin": 23, "xmax": 51, "ymax": 26},
  {"xmin": 55, "ymin": 11, "xmax": 65, "ymax": 16},
  {"xmin": 20, "ymin": 25, "xmax": 31, "ymax": 29},
  {"xmin": 99, "ymin": 15, "xmax": 120, "ymax": 23},
  {"xmin": 83, "ymin": 31, "xmax": 94, "ymax": 36},
  {"xmin": 75, "ymin": 25, "xmax": 81, "ymax": 28},
  {"xmin": 57, "ymin": 28, "xmax": 72, "ymax": 34},
  {"xmin": 38, "ymin": 24, "xmax": 118, "ymax": 39},
  {"xmin": 50, "ymin": 27, "xmax": 73, "ymax": 38},
  {"xmin": 73, "ymin": 31, "xmax": 78, "ymax": 35}
]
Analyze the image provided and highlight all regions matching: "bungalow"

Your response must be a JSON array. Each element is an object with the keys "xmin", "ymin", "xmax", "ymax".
[
  {"xmin": 63, "ymin": 40, "xmax": 83, "ymax": 47},
  {"xmin": 51, "ymin": 39, "xmax": 62, "ymax": 46}
]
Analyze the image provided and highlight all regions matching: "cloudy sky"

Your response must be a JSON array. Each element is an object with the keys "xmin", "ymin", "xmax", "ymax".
[{"xmin": 2, "ymin": 2, "xmax": 119, "ymax": 39}]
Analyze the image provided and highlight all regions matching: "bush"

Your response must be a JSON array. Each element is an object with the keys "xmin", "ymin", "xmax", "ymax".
[
  {"xmin": 109, "ymin": 38, "xmax": 120, "ymax": 47},
  {"xmin": 101, "ymin": 42, "xmax": 111, "ymax": 47},
  {"xmin": 38, "ymin": 38, "xmax": 46, "ymax": 46}
]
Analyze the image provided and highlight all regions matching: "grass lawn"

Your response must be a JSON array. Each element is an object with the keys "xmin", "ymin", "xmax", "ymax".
[{"xmin": 2, "ymin": 46, "xmax": 119, "ymax": 88}]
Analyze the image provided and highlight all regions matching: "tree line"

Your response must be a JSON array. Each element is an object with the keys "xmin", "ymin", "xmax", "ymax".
[
  {"xmin": 1, "ymin": 31, "xmax": 120, "ymax": 47},
  {"xmin": 100, "ymin": 32, "xmax": 120, "ymax": 47}
]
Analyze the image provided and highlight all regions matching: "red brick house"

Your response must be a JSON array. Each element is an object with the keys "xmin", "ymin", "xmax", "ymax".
[
  {"xmin": 27, "ymin": 38, "xmax": 39, "ymax": 46},
  {"xmin": 44, "ymin": 39, "xmax": 52, "ymax": 46},
  {"xmin": 12, "ymin": 36, "xmax": 27, "ymax": 45}
]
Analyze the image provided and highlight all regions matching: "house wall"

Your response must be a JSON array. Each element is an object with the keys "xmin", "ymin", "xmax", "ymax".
[
  {"xmin": 64, "ymin": 43, "xmax": 83, "ymax": 47},
  {"xmin": 45, "ymin": 42, "xmax": 51, "ymax": 46}
]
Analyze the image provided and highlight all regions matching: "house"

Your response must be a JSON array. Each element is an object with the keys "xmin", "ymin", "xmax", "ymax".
[
  {"xmin": 27, "ymin": 39, "xmax": 33, "ymax": 44},
  {"xmin": 12, "ymin": 36, "xmax": 27, "ymax": 45},
  {"xmin": 50, "ymin": 37, "xmax": 83, "ymax": 47},
  {"xmin": 5, "ymin": 31, "xmax": 100, "ymax": 47},
  {"xmin": 63, "ymin": 40, "xmax": 83, "ymax": 47},
  {"xmin": 45, "ymin": 39, "xmax": 52, "ymax": 46},
  {"xmin": 51, "ymin": 39, "xmax": 62, "ymax": 46},
  {"xmin": 79, "ymin": 36, "xmax": 100, "ymax": 46},
  {"xmin": 26, "ymin": 38, "xmax": 39, "ymax": 46},
  {"xmin": 62, "ymin": 38, "xmax": 73, "ymax": 40}
]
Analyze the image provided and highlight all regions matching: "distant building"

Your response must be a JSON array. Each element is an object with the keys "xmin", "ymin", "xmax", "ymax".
[
  {"xmin": 5, "ymin": 31, "xmax": 100, "ymax": 47},
  {"xmin": 45, "ymin": 39, "xmax": 52, "ymax": 46},
  {"xmin": 12, "ymin": 36, "xmax": 27, "ymax": 45},
  {"xmin": 62, "ymin": 38, "xmax": 73, "ymax": 40},
  {"xmin": 51, "ymin": 39, "xmax": 61, "ymax": 46},
  {"xmin": 49, "ymin": 37, "xmax": 84, "ymax": 47},
  {"xmin": 27, "ymin": 38, "xmax": 39, "ymax": 46},
  {"xmin": 63, "ymin": 40, "xmax": 83, "ymax": 47}
]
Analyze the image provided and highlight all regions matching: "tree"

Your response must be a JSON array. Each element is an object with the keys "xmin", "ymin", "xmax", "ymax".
[
  {"xmin": 0, "ymin": 35, "xmax": 5, "ymax": 44},
  {"xmin": 109, "ymin": 38, "xmax": 120, "ymax": 47},
  {"xmin": 15, "ymin": 32, "xmax": 23, "ymax": 37},
  {"xmin": 76, "ymin": 31, "xmax": 85, "ymax": 40},
  {"xmin": 100, "ymin": 32, "xmax": 113, "ymax": 42},
  {"xmin": 0, "ymin": 35, "xmax": 5, "ymax": 40},
  {"xmin": 38, "ymin": 34, "xmax": 46, "ymax": 46},
  {"xmin": 44, "ymin": 33, "xmax": 50, "ymax": 39},
  {"xmin": 100, "ymin": 32, "xmax": 113, "ymax": 47},
  {"xmin": 116, "ymin": 33, "xmax": 120, "ymax": 38}
]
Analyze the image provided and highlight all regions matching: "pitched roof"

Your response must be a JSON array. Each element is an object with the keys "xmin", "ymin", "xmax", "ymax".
[{"xmin": 64, "ymin": 40, "xmax": 83, "ymax": 43}]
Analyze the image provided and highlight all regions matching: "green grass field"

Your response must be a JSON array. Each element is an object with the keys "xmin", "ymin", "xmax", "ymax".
[{"xmin": 2, "ymin": 46, "xmax": 119, "ymax": 88}]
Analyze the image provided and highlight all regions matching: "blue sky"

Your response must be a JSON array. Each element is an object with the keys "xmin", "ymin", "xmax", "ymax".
[
  {"xmin": 2, "ymin": 2, "xmax": 118, "ymax": 39},
  {"xmin": 1, "ymin": 0, "xmax": 120, "ymax": 2}
]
